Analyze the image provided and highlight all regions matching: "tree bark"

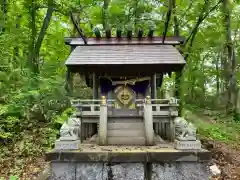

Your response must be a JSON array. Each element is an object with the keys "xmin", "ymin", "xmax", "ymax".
[
  {"xmin": 34, "ymin": 2, "xmax": 54, "ymax": 71},
  {"xmin": 102, "ymin": 0, "xmax": 110, "ymax": 29},
  {"xmin": 29, "ymin": 0, "xmax": 54, "ymax": 74},
  {"xmin": 216, "ymin": 53, "xmax": 220, "ymax": 98},
  {"xmin": 223, "ymin": 0, "xmax": 237, "ymax": 116},
  {"xmin": 173, "ymin": 0, "xmax": 183, "ymax": 116},
  {"xmin": 162, "ymin": 0, "xmax": 172, "ymax": 43},
  {"xmin": 1, "ymin": 0, "xmax": 7, "ymax": 33},
  {"xmin": 28, "ymin": 0, "xmax": 37, "ymax": 72},
  {"xmin": 13, "ymin": 15, "xmax": 21, "ymax": 69},
  {"xmin": 185, "ymin": 0, "xmax": 223, "ymax": 61}
]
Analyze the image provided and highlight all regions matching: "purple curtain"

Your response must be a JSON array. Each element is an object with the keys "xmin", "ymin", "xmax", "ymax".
[{"xmin": 100, "ymin": 78, "xmax": 149, "ymax": 96}]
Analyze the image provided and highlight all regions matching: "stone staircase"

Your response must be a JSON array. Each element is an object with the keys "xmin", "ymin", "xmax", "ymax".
[{"xmin": 107, "ymin": 109, "xmax": 145, "ymax": 145}]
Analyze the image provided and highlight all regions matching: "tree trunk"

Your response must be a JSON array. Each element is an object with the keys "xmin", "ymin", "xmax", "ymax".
[
  {"xmin": 216, "ymin": 53, "xmax": 220, "ymax": 99},
  {"xmin": 235, "ymin": 89, "xmax": 240, "ymax": 121},
  {"xmin": 185, "ymin": 0, "xmax": 223, "ymax": 61},
  {"xmin": 223, "ymin": 0, "xmax": 237, "ymax": 116},
  {"xmin": 28, "ymin": 0, "xmax": 54, "ymax": 74},
  {"xmin": 65, "ymin": 12, "xmax": 81, "ymax": 94},
  {"xmin": 102, "ymin": 0, "xmax": 109, "ymax": 29},
  {"xmin": 28, "ymin": 0, "xmax": 37, "ymax": 72},
  {"xmin": 173, "ymin": 0, "xmax": 183, "ymax": 116},
  {"xmin": 1, "ymin": 0, "xmax": 7, "ymax": 33},
  {"xmin": 220, "ymin": 52, "xmax": 225, "ymax": 94},
  {"xmin": 13, "ymin": 15, "xmax": 21, "ymax": 69},
  {"xmin": 34, "ymin": 2, "xmax": 54, "ymax": 72}
]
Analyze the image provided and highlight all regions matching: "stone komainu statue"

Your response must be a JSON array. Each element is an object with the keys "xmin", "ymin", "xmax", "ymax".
[
  {"xmin": 174, "ymin": 117, "xmax": 197, "ymax": 141},
  {"xmin": 60, "ymin": 114, "xmax": 81, "ymax": 140}
]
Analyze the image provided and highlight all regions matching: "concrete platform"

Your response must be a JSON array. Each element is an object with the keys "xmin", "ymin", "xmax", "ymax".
[
  {"xmin": 46, "ymin": 143, "xmax": 211, "ymax": 163},
  {"xmin": 46, "ymin": 143, "xmax": 211, "ymax": 180}
]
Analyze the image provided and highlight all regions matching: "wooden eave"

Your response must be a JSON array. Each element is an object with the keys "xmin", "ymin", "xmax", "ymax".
[{"xmin": 64, "ymin": 36, "xmax": 185, "ymax": 46}]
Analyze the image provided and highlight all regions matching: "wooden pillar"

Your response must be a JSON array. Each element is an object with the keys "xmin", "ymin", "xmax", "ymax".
[
  {"xmin": 151, "ymin": 74, "xmax": 157, "ymax": 132},
  {"xmin": 99, "ymin": 96, "xmax": 108, "ymax": 145},
  {"xmin": 151, "ymin": 73, "xmax": 157, "ymax": 99},
  {"xmin": 144, "ymin": 96, "xmax": 154, "ymax": 145},
  {"xmin": 92, "ymin": 73, "xmax": 99, "ymax": 99}
]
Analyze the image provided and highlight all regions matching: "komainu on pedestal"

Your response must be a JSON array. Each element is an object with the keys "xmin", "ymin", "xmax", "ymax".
[
  {"xmin": 55, "ymin": 114, "xmax": 81, "ymax": 150},
  {"xmin": 174, "ymin": 117, "xmax": 201, "ymax": 150}
]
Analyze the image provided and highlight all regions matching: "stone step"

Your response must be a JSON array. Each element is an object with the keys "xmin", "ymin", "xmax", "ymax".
[
  {"xmin": 107, "ymin": 137, "xmax": 145, "ymax": 145},
  {"xmin": 108, "ymin": 129, "xmax": 145, "ymax": 137},
  {"xmin": 108, "ymin": 122, "xmax": 144, "ymax": 130},
  {"xmin": 108, "ymin": 118, "xmax": 143, "ymax": 123}
]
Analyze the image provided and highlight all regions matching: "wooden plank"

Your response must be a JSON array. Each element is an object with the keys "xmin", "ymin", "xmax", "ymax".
[
  {"xmin": 108, "ymin": 122, "xmax": 144, "ymax": 130},
  {"xmin": 108, "ymin": 130, "xmax": 144, "ymax": 137},
  {"xmin": 108, "ymin": 137, "xmax": 145, "ymax": 145}
]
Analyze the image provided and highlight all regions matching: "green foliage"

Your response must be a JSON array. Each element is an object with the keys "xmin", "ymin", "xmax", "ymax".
[
  {"xmin": 184, "ymin": 109, "xmax": 240, "ymax": 144},
  {"xmin": 54, "ymin": 107, "xmax": 75, "ymax": 125}
]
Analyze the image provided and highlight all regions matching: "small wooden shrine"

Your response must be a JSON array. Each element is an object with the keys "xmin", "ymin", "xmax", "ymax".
[
  {"xmin": 63, "ymin": 28, "xmax": 185, "ymax": 146},
  {"xmin": 45, "ymin": 28, "xmax": 211, "ymax": 180}
]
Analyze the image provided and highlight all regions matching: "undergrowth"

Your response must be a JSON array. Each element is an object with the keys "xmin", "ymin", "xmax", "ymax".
[
  {"xmin": 184, "ymin": 108, "xmax": 240, "ymax": 145},
  {"xmin": 0, "ymin": 71, "xmax": 91, "ymax": 178}
]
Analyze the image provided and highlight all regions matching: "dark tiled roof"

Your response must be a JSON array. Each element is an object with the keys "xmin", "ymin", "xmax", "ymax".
[{"xmin": 65, "ymin": 45, "xmax": 185, "ymax": 66}]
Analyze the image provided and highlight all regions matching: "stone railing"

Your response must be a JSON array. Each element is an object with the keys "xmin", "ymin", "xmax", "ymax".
[
  {"xmin": 70, "ymin": 97, "xmax": 180, "ymax": 145},
  {"xmin": 136, "ymin": 98, "xmax": 179, "ymax": 117},
  {"xmin": 71, "ymin": 97, "xmax": 179, "ymax": 118}
]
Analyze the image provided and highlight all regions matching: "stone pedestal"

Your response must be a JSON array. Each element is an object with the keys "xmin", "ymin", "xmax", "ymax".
[
  {"xmin": 46, "ymin": 144, "xmax": 211, "ymax": 179},
  {"xmin": 55, "ymin": 139, "xmax": 81, "ymax": 150},
  {"xmin": 174, "ymin": 140, "xmax": 201, "ymax": 150},
  {"xmin": 49, "ymin": 162, "xmax": 209, "ymax": 180}
]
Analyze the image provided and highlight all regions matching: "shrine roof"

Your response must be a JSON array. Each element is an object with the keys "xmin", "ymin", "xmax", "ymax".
[
  {"xmin": 65, "ymin": 44, "xmax": 185, "ymax": 66},
  {"xmin": 64, "ymin": 36, "xmax": 185, "ymax": 74}
]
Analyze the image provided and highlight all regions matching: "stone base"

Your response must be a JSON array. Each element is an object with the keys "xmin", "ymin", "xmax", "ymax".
[
  {"xmin": 174, "ymin": 140, "xmax": 201, "ymax": 150},
  {"xmin": 55, "ymin": 140, "xmax": 81, "ymax": 150},
  {"xmin": 49, "ymin": 162, "xmax": 209, "ymax": 180},
  {"xmin": 59, "ymin": 136, "xmax": 79, "ymax": 141}
]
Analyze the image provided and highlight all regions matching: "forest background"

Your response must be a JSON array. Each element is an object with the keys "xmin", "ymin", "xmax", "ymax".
[{"xmin": 0, "ymin": 0, "xmax": 240, "ymax": 179}]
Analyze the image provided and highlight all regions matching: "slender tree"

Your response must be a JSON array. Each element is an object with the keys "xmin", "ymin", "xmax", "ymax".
[
  {"xmin": 222, "ymin": 0, "xmax": 238, "ymax": 118},
  {"xmin": 28, "ymin": 0, "xmax": 55, "ymax": 74}
]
